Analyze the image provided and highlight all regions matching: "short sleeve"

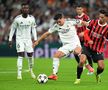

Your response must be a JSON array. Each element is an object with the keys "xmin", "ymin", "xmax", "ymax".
[
  {"xmin": 87, "ymin": 20, "xmax": 95, "ymax": 30},
  {"xmin": 84, "ymin": 15, "xmax": 90, "ymax": 22},
  {"xmin": 69, "ymin": 19, "xmax": 82, "ymax": 26},
  {"xmin": 48, "ymin": 24, "xmax": 58, "ymax": 33}
]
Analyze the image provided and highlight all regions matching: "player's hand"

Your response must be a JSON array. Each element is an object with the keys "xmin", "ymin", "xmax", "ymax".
[
  {"xmin": 8, "ymin": 41, "xmax": 12, "ymax": 48},
  {"xmin": 79, "ymin": 32, "xmax": 84, "ymax": 37},
  {"xmin": 81, "ymin": 21, "xmax": 89, "ymax": 26},
  {"xmin": 33, "ymin": 41, "xmax": 39, "ymax": 48},
  {"xmin": 88, "ymin": 40, "xmax": 93, "ymax": 44}
]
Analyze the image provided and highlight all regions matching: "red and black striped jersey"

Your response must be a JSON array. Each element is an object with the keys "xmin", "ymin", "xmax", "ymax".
[
  {"xmin": 75, "ymin": 13, "xmax": 90, "ymax": 42},
  {"xmin": 85, "ymin": 19, "xmax": 108, "ymax": 53}
]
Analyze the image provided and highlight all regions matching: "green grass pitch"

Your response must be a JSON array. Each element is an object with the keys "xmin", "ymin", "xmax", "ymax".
[{"xmin": 0, "ymin": 57, "xmax": 108, "ymax": 90}]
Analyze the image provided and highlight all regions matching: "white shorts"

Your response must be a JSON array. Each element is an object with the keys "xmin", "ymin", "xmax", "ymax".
[
  {"xmin": 16, "ymin": 39, "xmax": 33, "ymax": 53},
  {"xmin": 58, "ymin": 42, "xmax": 81, "ymax": 56}
]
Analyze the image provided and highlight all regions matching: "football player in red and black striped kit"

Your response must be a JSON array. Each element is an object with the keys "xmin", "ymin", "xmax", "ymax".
[
  {"xmin": 74, "ymin": 4, "xmax": 93, "ymax": 75},
  {"xmin": 74, "ymin": 9, "xmax": 108, "ymax": 84}
]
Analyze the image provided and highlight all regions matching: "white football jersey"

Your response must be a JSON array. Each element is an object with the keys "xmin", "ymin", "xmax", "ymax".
[
  {"xmin": 48, "ymin": 19, "xmax": 82, "ymax": 44},
  {"xmin": 9, "ymin": 14, "xmax": 37, "ymax": 41}
]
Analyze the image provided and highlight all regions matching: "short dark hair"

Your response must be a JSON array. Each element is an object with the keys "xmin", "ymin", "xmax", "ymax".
[
  {"xmin": 54, "ymin": 13, "xmax": 64, "ymax": 20},
  {"xmin": 99, "ymin": 9, "xmax": 108, "ymax": 17},
  {"xmin": 21, "ymin": 2, "xmax": 29, "ymax": 6},
  {"xmin": 75, "ymin": 3, "xmax": 83, "ymax": 8}
]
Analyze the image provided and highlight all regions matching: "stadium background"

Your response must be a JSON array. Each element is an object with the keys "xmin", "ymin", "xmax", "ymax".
[
  {"xmin": 0, "ymin": 1, "xmax": 108, "ymax": 90},
  {"xmin": 0, "ymin": 0, "xmax": 108, "ymax": 58}
]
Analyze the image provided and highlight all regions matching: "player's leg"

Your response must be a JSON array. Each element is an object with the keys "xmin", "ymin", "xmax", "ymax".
[
  {"xmin": 16, "ymin": 40, "xmax": 24, "ymax": 80},
  {"xmin": 96, "ymin": 60, "xmax": 104, "ymax": 83},
  {"xmin": 82, "ymin": 44, "xmax": 94, "ymax": 75},
  {"xmin": 26, "ymin": 40, "xmax": 36, "ymax": 79},
  {"xmin": 92, "ymin": 52, "xmax": 104, "ymax": 83},
  {"xmin": 48, "ymin": 50, "xmax": 65, "ymax": 80},
  {"xmin": 74, "ymin": 54, "xmax": 80, "ymax": 63},
  {"xmin": 86, "ymin": 55, "xmax": 94, "ymax": 75},
  {"xmin": 95, "ymin": 60, "xmax": 104, "ymax": 83},
  {"xmin": 83, "ymin": 46, "xmax": 94, "ymax": 74},
  {"xmin": 74, "ymin": 42, "xmax": 84, "ymax": 64},
  {"xmin": 74, "ymin": 54, "xmax": 86, "ymax": 75},
  {"xmin": 74, "ymin": 46, "xmax": 86, "ymax": 84},
  {"xmin": 48, "ymin": 44, "xmax": 71, "ymax": 80},
  {"xmin": 87, "ymin": 55, "xmax": 93, "ymax": 67},
  {"xmin": 97, "ymin": 60, "xmax": 104, "ymax": 75},
  {"xmin": 17, "ymin": 52, "xmax": 24, "ymax": 80},
  {"xmin": 27, "ymin": 53, "xmax": 34, "ymax": 71},
  {"xmin": 27, "ymin": 52, "xmax": 36, "ymax": 79}
]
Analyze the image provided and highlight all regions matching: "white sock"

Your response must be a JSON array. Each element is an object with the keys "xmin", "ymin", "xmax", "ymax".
[
  {"xmin": 53, "ymin": 58, "xmax": 60, "ymax": 75},
  {"xmin": 17, "ymin": 56, "xmax": 23, "ymax": 76},
  {"xmin": 28, "ymin": 57, "xmax": 34, "ymax": 71}
]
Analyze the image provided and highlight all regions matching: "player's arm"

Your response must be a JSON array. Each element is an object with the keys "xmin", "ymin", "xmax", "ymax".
[
  {"xmin": 73, "ymin": 19, "xmax": 89, "ymax": 37},
  {"xmin": 84, "ymin": 20, "xmax": 95, "ymax": 44},
  {"xmin": 80, "ymin": 20, "xmax": 89, "ymax": 26},
  {"xmin": 33, "ymin": 24, "xmax": 57, "ymax": 47},
  {"xmin": 33, "ymin": 31, "xmax": 51, "ymax": 47},
  {"xmin": 78, "ymin": 15, "xmax": 90, "ymax": 37},
  {"xmin": 84, "ymin": 29, "xmax": 93, "ymax": 44},
  {"xmin": 31, "ymin": 18, "xmax": 37, "ymax": 42},
  {"xmin": 8, "ymin": 19, "xmax": 17, "ymax": 48},
  {"xmin": 73, "ymin": 19, "xmax": 89, "ymax": 27},
  {"xmin": 85, "ymin": 14, "xmax": 90, "ymax": 22},
  {"xmin": 78, "ymin": 21, "xmax": 89, "ymax": 37}
]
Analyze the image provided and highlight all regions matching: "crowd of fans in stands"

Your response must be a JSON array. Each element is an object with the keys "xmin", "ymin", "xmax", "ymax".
[{"xmin": 0, "ymin": 0, "xmax": 108, "ymax": 44}]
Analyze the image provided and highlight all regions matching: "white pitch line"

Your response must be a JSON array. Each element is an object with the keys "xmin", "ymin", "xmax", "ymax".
[
  {"xmin": 0, "ymin": 69, "xmax": 30, "ymax": 74},
  {"xmin": 0, "ymin": 71, "xmax": 17, "ymax": 74}
]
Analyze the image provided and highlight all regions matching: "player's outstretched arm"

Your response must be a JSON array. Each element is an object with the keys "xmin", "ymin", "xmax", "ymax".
[
  {"xmin": 84, "ymin": 29, "xmax": 93, "ymax": 44},
  {"xmin": 33, "ymin": 31, "xmax": 51, "ymax": 47},
  {"xmin": 81, "ymin": 21, "xmax": 89, "ymax": 26}
]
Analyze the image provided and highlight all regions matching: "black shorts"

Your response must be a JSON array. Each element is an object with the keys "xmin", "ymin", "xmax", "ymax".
[{"xmin": 83, "ymin": 46, "xmax": 104, "ymax": 63}]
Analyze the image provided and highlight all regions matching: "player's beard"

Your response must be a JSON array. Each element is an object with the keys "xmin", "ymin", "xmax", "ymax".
[{"xmin": 22, "ymin": 13, "xmax": 28, "ymax": 18}]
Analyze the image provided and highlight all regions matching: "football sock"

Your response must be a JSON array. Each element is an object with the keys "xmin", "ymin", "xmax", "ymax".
[
  {"xmin": 28, "ymin": 57, "xmax": 34, "ymax": 71},
  {"xmin": 87, "ymin": 56, "xmax": 93, "ymax": 67},
  {"xmin": 17, "ymin": 56, "xmax": 23, "ymax": 76},
  {"xmin": 97, "ymin": 68, "xmax": 104, "ymax": 75},
  {"xmin": 77, "ymin": 66, "xmax": 83, "ymax": 79},
  {"xmin": 53, "ymin": 58, "xmax": 60, "ymax": 75},
  {"xmin": 74, "ymin": 54, "xmax": 80, "ymax": 63}
]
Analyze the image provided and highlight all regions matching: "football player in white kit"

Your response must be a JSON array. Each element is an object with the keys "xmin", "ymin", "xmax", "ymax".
[
  {"xmin": 33, "ymin": 13, "xmax": 92, "ymax": 84},
  {"xmin": 8, "ymin": 3, "xmax": 37, "ymax": 80}
]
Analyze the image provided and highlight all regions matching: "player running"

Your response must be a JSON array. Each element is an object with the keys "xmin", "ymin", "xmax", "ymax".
[
  {"xmin": 33, "ymin": 13, "xmax": 94, "ymax": 81},
  {"xmin": 74, "ymin": 9, "xmax": 108, "ymax": 84},
  {"xmin": 75, "ymin": 4, "xmax": 93, "ymax": 75}
]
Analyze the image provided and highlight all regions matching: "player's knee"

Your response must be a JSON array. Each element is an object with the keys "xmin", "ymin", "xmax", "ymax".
[
  {"xmin": 78, "ymin": 52, "xmax": 87, "ymax": 61},
  {"xmin": 98, "ymin": 65, "xmax": 104, "ymax": 70},
  {"xmin": 79, "ymin": 54, "xmax": 86, "ymax": 65},
  {"xmin": 53, "ymin": 51, "xmax": 65, "ymax": 58},
  {"xmin": 18, "ymin": 52, "xmax": 24, "ymax": 57},
  {"xmin": 81, "ymin": 54, "xmax": 86, "ymax": 60},
  {"xmin": 98, "ymin": 60, "xmax": 104, "ymax": 70},
  {"xmin": 74, "ymin": 47, "xmax": 82, "ymax": 55},
  {"xmin": 27, "ymin": 53, "xmax": 33, "ymax": 57},
  {"xmin": 53, "ymin": 52, "xmax": 58, "ymax": 58}
]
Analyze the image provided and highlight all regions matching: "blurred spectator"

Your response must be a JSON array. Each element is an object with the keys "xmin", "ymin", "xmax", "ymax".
[{"xmin": 0, "ymin": 0, "xmax": 108, "ymax": 44}]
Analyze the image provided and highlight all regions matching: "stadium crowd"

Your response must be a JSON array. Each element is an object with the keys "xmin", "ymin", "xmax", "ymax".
[{"xmin": 0, "ymin": 0, "xmax": 108, "ymax": 44}]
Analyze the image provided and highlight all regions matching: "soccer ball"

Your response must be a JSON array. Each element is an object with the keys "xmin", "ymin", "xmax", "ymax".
[{"xmin": 37, "ymin": 74, "xmax": 48, "ymax": 84}]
